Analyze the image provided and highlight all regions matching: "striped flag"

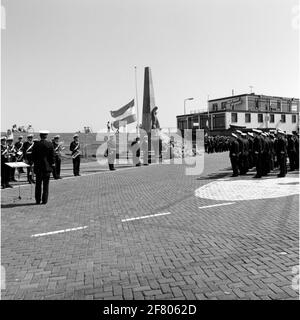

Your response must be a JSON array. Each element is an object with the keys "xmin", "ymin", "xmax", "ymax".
[{"xmin": 110, "ymin": 99, "xmax": 137, "ymax": 129}]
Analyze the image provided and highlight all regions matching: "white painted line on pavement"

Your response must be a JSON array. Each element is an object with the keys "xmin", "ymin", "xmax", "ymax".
[
  {"xmin": 31, "ymin": 226, "xmax": 88, "ymax": 238},
  {"xmin": 198, "ymin": 202, "xmax": 236, "ymax": 209},
  {"xmin": 122, "ymin": 212, "xmax": 171, "ymax": 222}
]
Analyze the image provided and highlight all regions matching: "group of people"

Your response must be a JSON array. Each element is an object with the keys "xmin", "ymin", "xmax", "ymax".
[
  {"xmin": 1, "ymin": 131, "xmax": 82, "ymax": 204},
  {"xmin": 229, "ymin": 129, "xmax": 299, "ymax": 178},
  {"xmin": 205, "ymin": 135, "xmax": 230, "ymax": 154}
]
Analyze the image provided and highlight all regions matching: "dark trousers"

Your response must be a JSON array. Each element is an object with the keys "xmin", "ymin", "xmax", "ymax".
[
  {"xmin": 35, "ymin": 172, "xmax": 50, "ymax": 204},
  {"xmin": 53, "ymin": 156, "xmax": 61, "ymax": 178},
  {"xmin": 230, "ymin": 156, "xmax": 239, "ymax": 176},
  {"xmin": 72, "ymin": 156, "xmax": 80, "ymax": 175},
  {"xmin": 255, "ymin": 154, "xmax": 263, "ymax": 177},
  {"xmin": 288, "ymin": 152, "xmax": 296, "ymax": 171},
  {"xmin": 26, "ymin": 161, "xmax": 34, "ymax": 182},
  {"xmin": 278, "ymin": 155, "xmax": 287, "ymax": 176},
  {"xmin": 9, "ymin": 166, "xmax": 16, "ymax": 181},
  {"xmin": 1, "ymin": 163, "xmax": 9, "ymax": 187},
  {"xmin": 108, "ymin": 152, "xmax": 116, "ymax": 170}
]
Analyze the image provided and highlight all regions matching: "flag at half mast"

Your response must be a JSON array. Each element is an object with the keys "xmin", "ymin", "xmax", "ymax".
[{"xmin": 110, "ymin": 99, "xmax": 137, "ymax": 129}]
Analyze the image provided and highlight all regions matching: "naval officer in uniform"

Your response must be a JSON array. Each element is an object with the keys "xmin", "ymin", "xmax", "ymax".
[{"xmin": 32, "ymin": 130, "xmax": 55, "ymax": 204}]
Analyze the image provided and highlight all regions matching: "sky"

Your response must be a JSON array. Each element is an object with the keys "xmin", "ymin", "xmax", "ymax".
[{"xmin": 1, "ymin": 0, "xmax": 299, "ymax": 132}]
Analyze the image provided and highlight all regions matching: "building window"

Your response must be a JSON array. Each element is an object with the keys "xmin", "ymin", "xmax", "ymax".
[
  {"xmin": 231, "ymin": 113, "xmax": 238, "ymax": 123},
  {"xmin": 277, "ymin": 100, "xmax": 281, "ymax": 111},
  {"xmin": 281, "ymin": 114, "xmax": 286, "ymax": 123},
  {"xmin": 245, "ymin": 113, "xmax": 251, "ymax": 123},
  {"xmin": 258, "ymin": 114, "xmax": 263, "ymax": 123},
  {"xmin": 292, "ymin": 114, "xmax": 296, "ymax": 123},
  {"xmin": 212, "ymin": 103, "xmax": 218, "ymax": 111},
  {"xmin": 270, "ymin": 114, "xmax": 274, "ymax": 123},
  {"xmin": 221, "ymin": 102, "xmax": 227, "ymax": 110}
]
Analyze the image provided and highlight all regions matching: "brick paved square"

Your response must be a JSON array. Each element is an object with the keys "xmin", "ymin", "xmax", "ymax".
[{"xmin": 1, "ymin": 153, "xmax": 299, "ymax": 300}]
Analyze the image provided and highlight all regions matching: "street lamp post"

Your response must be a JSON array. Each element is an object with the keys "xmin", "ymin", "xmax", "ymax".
[{"xmin": 184, "ymin": 97, "xmax": 194, "ymax": 129}]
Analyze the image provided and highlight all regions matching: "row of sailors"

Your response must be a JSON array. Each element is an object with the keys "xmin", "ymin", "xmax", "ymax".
[
  {"xmin": 204, "ymin": 136, "xmax": 230, "ymax": 153},
  {"xmin": 229, "ymin": 129, "xmax": 299, "ymax": 178},
  {"xmin": 1, "ymin": 134, "xmax": 69, "ymax": 188}
]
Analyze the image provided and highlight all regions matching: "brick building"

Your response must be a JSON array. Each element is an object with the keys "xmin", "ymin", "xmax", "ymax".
[{"xmin": 177, "ymin": 93, "xmax": 299, "ymax": 135}]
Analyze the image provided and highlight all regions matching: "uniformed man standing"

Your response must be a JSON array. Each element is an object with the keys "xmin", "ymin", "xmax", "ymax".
[
  {"xmin": 32, "ymin": 130, "xmax": 55, "ymax": 204},
  {"xmin": 240, "ymin": 132, "xmax": 249, "ymax": 175},
  {"xmin": 247, "ymin": 132, "xmax": 254, "ymax": 169},
  {"xmin": 15, "ymin": 136, "xmax": 25, "ymax": 173},
  {"xmin": 235, "ymin": 130, "xmax": 244, "ymax": 174},
  {"xmin": 293, "ymin": 131, "xmax": 299, "ymax": 170},
  {"xmin": 276, "ymin": 130, "xmax": 287, "ymax": 177},
  {"xmin": 52, "ymin": 135, "xmax": 62, "ymax": 179},
  {"xmin": 229, "ymin": 133, "xmax": 239, "ymax": 177},
  {"xmin": 261, "ymin": 132, "xmax": 270, "ymax": 176},
  {"xmin": 287, "ymin": 133, "xmax": 296, "ymax": 171},
  {"xmin": 253, "ymin": 129, "xmax": 263, "ymax": 178},
  {"xmin": 70, "ymin": 134, "xmax": 81, "ymax": 176},
  {"xmin": 107, "ymin": 135, "xmax": 116, "ymax": 171},
  {"xmin": 6, "ymin": 137, "xmax": 17, "ymax": 182},
  {"xmin": 23, "ymin": 133, "xmax": 35, "ymax": 184},
  {"xmin": 1, "ymin": 137, "xmax": 12, "ymax": 189}
]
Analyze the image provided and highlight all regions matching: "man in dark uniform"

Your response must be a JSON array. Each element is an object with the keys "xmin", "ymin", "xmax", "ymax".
[
  {"xmin": 287, "ymin": 133, "xmax": 296, "ymax": 171},
  {"xmin": 6, "ymin": 137, "xmax": 17, "ymax": 182},
  {"xmin": 229, "ymin": 133, "xmax": 239, "ymax": 177},
  {"xmin": 247, "ymin": 132, "xmax": 254, "ymax": 169},
  {"xmin": 15, "ymin": 136, "xmax": 25, "ymax": 174},
  {"xmin": 235, "ymin": 130, "xmax": 244, "ymax": 175},
  {"xmin": 253, "ymin": 129, "xmax": 263, "ymax": 178},
  {"xmin": 1, "ymin": 136, "xmax": 12, "ymax": 189},
  {"xmin": 70, "ymin": 134, "xmax": 81, "ymax": 176},
  {"xmin": 276, "ymin": 130, "xmax": 287, "ymax": 177},
  {"xmin": 23, "ymin": 133, "xmax": 35, "ymax": 184},
  {"xmin": 32, "ymin": 130, "xmax": 55, "ymax": 204},
  {"xmin": 293, "ymin": 132, "xmax": 299, "ymax": 170},
  {"xmin": 240, "ymin": 132, "xmax": 249, "ymax": 175},
  {"xmin": 269, "ymin": 133, "xmax": 275, "ymax": 171},
  {"xmin": 261, "ymin": 133, "xmax": 270, "ymax": 176},
  {"xmin": 52, "ymin": 135, "xmax": 63, "ymax": 179}
]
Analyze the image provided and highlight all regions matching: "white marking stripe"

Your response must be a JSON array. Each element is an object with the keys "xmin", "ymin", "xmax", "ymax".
[
  {"xmin": 198, "ymin": 202, "xmax": 236, "ymax": 209},
  {"xmin": 122, "ymin": 212, "xmax": 171, "ymax": 222},
  {"xmin": 31, "ymin": 226, "xmax": 88, "ymax": 237}
]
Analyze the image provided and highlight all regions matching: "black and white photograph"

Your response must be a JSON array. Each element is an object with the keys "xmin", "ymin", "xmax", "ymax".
[{"xmin": 0, "ymin": 0, "xmax": 299, "ymax": 312}]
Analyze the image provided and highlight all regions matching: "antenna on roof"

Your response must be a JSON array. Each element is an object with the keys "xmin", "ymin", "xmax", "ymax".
[{"xmin": 249, "ymin": 86, "xmax": 254, "ymax": 94}]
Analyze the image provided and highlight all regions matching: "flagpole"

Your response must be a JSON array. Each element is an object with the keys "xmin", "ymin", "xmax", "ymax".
[{"xmin": 134, "ymin": 66, "xmax": 140, "ymax": 135}]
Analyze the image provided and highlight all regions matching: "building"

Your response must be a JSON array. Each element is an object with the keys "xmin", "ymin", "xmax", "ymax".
[{"xmin": 177, "ymin": 93, "xmax": 299, "ymax": 135}]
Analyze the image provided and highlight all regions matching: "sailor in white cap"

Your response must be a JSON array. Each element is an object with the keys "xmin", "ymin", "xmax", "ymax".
[
  {"xmin": 1, "ymin": 136, "xmax": 12, "ymax": 188},
  {"xmin": 229, "ymin": 133, "xmax": 239, "ymax": 177},
  {"xmin": 32, "ymin": 129, "xmax": 55, "ymax": 204},
  {"xmin": 252, "ymin": 128, "xmax": 264, "ymax": 178},
  {"xmin": 52, "ymin": 135, "xmax": 62, "ymax": 179},
  {"xmin": 286, "ymin": 133, "xmax": 296, "ymax": 171},
  {"xmin": 6, "ymin": 136, "xmax": 17, "ymax": 182},
  {"xmin": 234, "ymin": 130, "xmax": 245, "ymax": 174},
  {"xmin": 15, "ymin": 135, "xmax": 25, "ymax": 172},
  {"xmin": 23, "ymin": 133, "xmax": 35, "ymax": 183},
  {"xmin": 247, "ymin": 132, "xmax": 255, "ymax": 169},
  {"xmin": 70, "ymin": 133, "xmax": 81, "ymax": 176},
  {"xmin": 276, "ymin": 129, "xmax": 287, "ymax": 177}
]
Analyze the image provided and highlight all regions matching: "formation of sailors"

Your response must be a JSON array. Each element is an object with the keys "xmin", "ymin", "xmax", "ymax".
[
  {"xmin": 205, "ymin": 135, "xmax": 230, "ymax": 153},
  {"xmin": 229, "ymin": 129, "xmax": 299, "ymax": 178}
]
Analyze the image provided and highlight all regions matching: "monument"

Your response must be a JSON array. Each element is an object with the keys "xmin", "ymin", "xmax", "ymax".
[
  {"xmin": 141, "ymin": 67, "xmax": 157, "ymax": 133},
  {"xmin": 141, "ymin": 67, "xmax": 162, "ymax": 162}
]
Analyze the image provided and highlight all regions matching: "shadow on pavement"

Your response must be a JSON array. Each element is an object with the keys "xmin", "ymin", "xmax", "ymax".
[{"xmin": 1, "ymin": 202, "xmax": 36, "ymax": 209}]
